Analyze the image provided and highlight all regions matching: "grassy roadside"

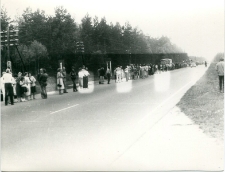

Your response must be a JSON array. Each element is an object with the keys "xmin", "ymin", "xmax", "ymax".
[{"xmin": 177, "ymin": 63, "xmax": 224, "ymax": 140}]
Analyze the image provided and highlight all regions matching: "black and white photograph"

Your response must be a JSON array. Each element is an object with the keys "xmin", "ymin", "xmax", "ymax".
[{"xmin": 0, "ymin": 0, "xmax": 224, "ymax": 171}]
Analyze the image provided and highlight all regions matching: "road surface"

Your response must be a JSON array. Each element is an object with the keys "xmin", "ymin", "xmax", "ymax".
[{"xmin": 1, "ymin": 65, "xmax": 223, "ymax": 171}]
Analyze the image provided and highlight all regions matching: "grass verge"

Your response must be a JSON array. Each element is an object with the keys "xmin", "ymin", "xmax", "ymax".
[{"xmin": 177, "ymin": 63, "xmax": 224, "ymax": 140}]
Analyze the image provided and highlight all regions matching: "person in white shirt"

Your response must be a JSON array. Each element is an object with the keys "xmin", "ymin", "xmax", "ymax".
[
  {"xmin": 78, "ymin": 68, "xmax": 84, "ymax": 88},
  {"xmin": 116, "ymin": 66, "xmax": 121, "ymax": 83},
  {"xmin": 83, "ymin": 67, "xmax": 90, "ymax": 88},
  {"xmin": 1, "ymin": 72, "xmax": 6, "ymax": 102},
  {"xmin": 24, "ymin": 72, "xmax": 31, "ymax": 101},
  {"xmin": 3, "ymin": 69, "xmax": 14, "ymax": 106},
  {"xmin": 29, "ymin": 72, "xmax": 37, "ymax": 99},
  {"xmin": 124, "ymin": 66, "xmax": 129, "ymax": 82}
]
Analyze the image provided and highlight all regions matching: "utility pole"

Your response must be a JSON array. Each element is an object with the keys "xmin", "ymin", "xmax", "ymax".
[
  {"xmin": 1, "ymin": 23, "xmax": 19, "ymax": 72},
  {"xmin": 76, "ymin": 41, "xmax": 85, "ymax": 66},
  {"xmin": 7, "ymin": 26, "xmax": 10, "ymax": 62}
]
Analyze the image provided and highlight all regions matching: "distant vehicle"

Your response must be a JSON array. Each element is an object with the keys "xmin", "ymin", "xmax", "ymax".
[
  {"xmin": 160, "ymin": 58, "xmax": 173, "ymax": 70},
  {"xmin": 190, "ymin": 62, "xmax": 197, "ymax": 67}
]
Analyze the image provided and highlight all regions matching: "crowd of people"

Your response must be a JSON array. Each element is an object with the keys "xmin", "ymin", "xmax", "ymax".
[
  {"xmin": 96, "ymin": 64, "xmax": 169, "ymax": 85},
  {"xmin": 1, "ymin": 69, "xmax": 38, "ymax": 105},
  {"xmin": 2, "ymin": 59, "xmax": 223, "ymax": 106},
  {"xmin": 0, "ymin": 63, "xmax": 170, "ymax": 106},
  {"xmin": 0, "ymin": 67, "xmax": 50, "ymax": 106},
  {"xmin": 111, "ymin": 64, "xmax": 168, "ymax": 83}
]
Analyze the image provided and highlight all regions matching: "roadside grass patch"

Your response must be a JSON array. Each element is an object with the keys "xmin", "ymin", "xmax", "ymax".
[{"xmin": 177, "ymin": 63, "xmax": 224, "ymax": 140}]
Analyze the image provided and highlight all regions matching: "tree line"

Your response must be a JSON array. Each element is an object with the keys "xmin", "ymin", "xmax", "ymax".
[{"xmin": 1, "ymin": 6, "xmax": 184, "ymax": 74}]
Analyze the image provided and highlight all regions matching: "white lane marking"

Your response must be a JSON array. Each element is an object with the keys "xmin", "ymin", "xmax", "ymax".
[
  {"xmin": 50, "ymin": 104, "xmax": 79, "ymax": 114},
  {"xmin": 138, "ymin": 79, "xmax": 195, "ymax": 124}
]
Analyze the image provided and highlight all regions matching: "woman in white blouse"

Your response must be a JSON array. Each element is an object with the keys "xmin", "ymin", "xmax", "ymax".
[
  {"xmin": 24, "ymin": 72, "xmax": 31, "ymax": 100},
  {"xmin": 29, "ymin": 72, "xmax": 36, "ymax": 99}
]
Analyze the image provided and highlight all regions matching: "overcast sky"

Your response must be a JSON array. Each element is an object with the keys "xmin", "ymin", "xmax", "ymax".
[{"xmin": 1, "ymin": 0, "xmax": 224, "ymax": 61}]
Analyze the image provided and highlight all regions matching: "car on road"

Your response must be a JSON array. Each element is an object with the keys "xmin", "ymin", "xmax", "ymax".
[{"xmin": 190, "ymin": 62, "xmax": 197, "ymax": 67}]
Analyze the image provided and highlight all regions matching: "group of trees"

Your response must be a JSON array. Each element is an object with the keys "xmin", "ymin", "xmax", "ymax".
[{"xmin": 1, "ymin": 6, "xmax": 184, "ymax": 74}]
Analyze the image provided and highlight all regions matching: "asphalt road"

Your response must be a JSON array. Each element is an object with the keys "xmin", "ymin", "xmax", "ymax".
[{"xmin": 1, "ymin": 66, "xmax": 212, "ymax": 171}]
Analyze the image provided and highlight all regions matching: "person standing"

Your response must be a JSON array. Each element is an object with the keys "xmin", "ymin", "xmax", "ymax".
[
  {"xmin": 120, "ymin": 66, "xmax": 124, "ymax": 82},
  {"xmin": 113, "ymin": 68, "xmax": 117, "ymax": 83},
  {"xmin": 70, "ymin": 68, "xmax": 77, "ymax": 92},
  {"xmin": 78, "ymin": 68, "xmax": 84, "ymax": 88},
  {"xmin": 97, "ymin": 68, "xmax": 101, "ymax": 84},
  {"xmin": 38, "ymin": 68, "xmax": 48, "ymax": 99},
  {"xmin": 29, "ymin": 72, "xmax": 36, "ymax": 99},
  {"xmin": 124, "ymin": 66, "xmax": 129, "ymax": 82},
  {"xmin": 83, "ymin": 67, "xmax": 90, "ymax": 88},
  {"xmin": 155, "ymin": 64, "xmax": 158, "ymax": 74},
  {"xmin": 20, "ymin": 76, "xmax": 27, "ymax": 102},
  {"xmin": 62, "ymin": 67, "xmax": 68, "ymax": 93},
  {"xmin": 216, "ymin": 58, "xmax": 224, "ymax": 93},
  {"xmin": 12, "ymin": 75, "xmax": 17, "ymax": 103},
  {"xmin": 57, "ymin": 68, "xmax": 65, "ymax": 95},
  {"xmin": 137, "ymin": 65, "xmax": 140, "ymax": 79},
  {"xmin": 106, "ymin": 67, "xmax": 111, "ymax": 84},
  {"xmin": 24, "ymin": 72, "xmax": 31, "ymax": 101},
  {"xmin": 116, "ymin": 66, "xmax": 121, "ymax": 83},
  {"xmin": 1, "ymin": 72, "xmax": 6, "ymax": 102},
  {"xmin": 3, "ymin": 69, "xmax": 14, "ymax": 106},
  {"xmin": 99, "ymin": 67, "xmax": 105, "ymax": 84},
  {"xmin": 16, "ymin": 72, "xmax": 22, "ymax": 102},
  {"xmin": 205, "ymin": 61, "xmax": 208, "ymax": 67}
]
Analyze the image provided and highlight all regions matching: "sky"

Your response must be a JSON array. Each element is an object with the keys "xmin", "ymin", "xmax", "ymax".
[{"xmin": 1, "ymin": 0, "xmax": 224, "ymax": 61}]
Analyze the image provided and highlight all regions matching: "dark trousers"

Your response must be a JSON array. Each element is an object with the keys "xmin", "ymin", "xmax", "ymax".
[
  {"xmin": 41, "ymin": 85, "xmax": 47, "ymax": 99},
  {"xmin": 72, "ymin": 79, "xmax": 77, "ymax": 91},
  {"xmin": 107, "ymin": 73, "xmax": 111, "ymax": 83},
  {"xmin": 125, "ymin": 73, "xmax": 128, "ymax": 81},
  {"xmin": 83, "ymin": 76, "xmax": 88, "ymax": 88},
  {"xmin": 219, "ymin": 76, "xmax": 224, "ymax": 91},
  {"xmin": 5, "ymin": 83, "xmax": 14, "ymax": 105},
  {"xmin": 63, "ymin": 80, "xmax": 67, "ymax": 92}
]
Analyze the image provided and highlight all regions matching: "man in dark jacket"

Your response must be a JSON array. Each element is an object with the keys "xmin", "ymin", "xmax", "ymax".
[
  {"xmin": 38, "ymin": 68, "xmax": 48, "ymax": 99},
  {"xmin": 70, "ymin": 67, "xmax": 77, "ymax": 92},
  {"xmin": 99, "ymin": 67, "xmax": 105, "ymax": 84},
  {"xmin": 216, "ymin": 58, "xmax": 224, "ymax": 93}
]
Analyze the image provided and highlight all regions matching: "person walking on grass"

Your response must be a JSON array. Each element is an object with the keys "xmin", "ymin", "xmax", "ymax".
[{"xmin": 216, "ymin": 58, "xmax": 224, "ymax": 93}]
